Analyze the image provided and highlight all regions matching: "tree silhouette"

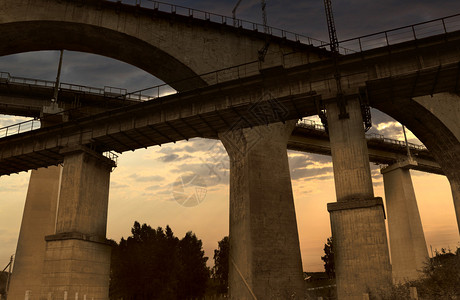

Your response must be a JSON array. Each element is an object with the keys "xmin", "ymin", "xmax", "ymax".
[
  {"xmin": 176, "ymin": 232, "xmax": 209, "ymax": 299},
  {"xmin": 109, "ymin": 222, "xmax": 208, "ymax": 300},
  {"xmin": 212, "ymin": 236, "xmax": 229, "ymax": 294},
  {"xmin": 321, "ymin": 237, "xmax": 335, "ymax": 279}
]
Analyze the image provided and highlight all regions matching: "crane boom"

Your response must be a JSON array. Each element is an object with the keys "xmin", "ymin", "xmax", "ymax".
[{"xmin": 324, "ymin": 0, "xmax": 339, "ymax": 54}]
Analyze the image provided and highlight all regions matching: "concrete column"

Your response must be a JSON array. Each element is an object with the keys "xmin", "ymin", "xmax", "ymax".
[
  {"xmin": 219, "ymin": 120, "xmax": 305, "ymax": 300},
  {"xmin": 381, "ymin": 160, "xmax": 428, "ymax": 283},
  {"xmin": 40, "ymin": 146, "xmax": 114, "ymax": 300},
  {"xmin": 8, "ymin": 110, "xmax": 67, "ymax": 300},
  {"xmin": 326, "ymin": 98, "xmax": 392, "ymax": 299},
  {"xmin": 451, "ymin": 179, "xmax": 460, "ymax": 235},
  {"xmin": 8, "ymin": 166, "xmax": 62, "ymax": 300}
]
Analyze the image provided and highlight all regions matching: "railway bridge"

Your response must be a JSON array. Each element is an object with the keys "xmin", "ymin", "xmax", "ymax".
[{"xmin": 0, "ymin": 1, "xmax": 459, "ymax": 299}]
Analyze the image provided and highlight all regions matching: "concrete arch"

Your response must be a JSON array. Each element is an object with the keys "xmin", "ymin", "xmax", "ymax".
[
  {"xmin": 0, "ymin": 0, "xmax": 324, "ymax": 91},
  {"xmin": 0, "ymin": 21, "xmax": 203, "ymax": 91},
  {"xmin": 371, "ymin": 93, "xmax": 460, "ymax": 233}
]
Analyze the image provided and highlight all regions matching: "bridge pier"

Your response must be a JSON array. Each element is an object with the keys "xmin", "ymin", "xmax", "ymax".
[
  {"xmin": 326, "ymin": 98, "xmax": 392, "ymax": 299},
  {"xmin": 381, "ymin": 160, "xmax": 428, "ymax": 283},
  {"xmin": 40, "ymin": 146, "xmax": 114, "ymax": 300},
  {"xmin": 9, "ymin": 111, "xmax": 66, "ymax": 300},
  {"xmin": 219, "ymin": 120, "xmax": 305, "ymax": 300},
  {"xmin": 8, "ymin": 167, "xmax": 62, "ymax": 300},
  {"xmin": 450, "ymin": 179, "xmax": 460, "ymax": 235}
]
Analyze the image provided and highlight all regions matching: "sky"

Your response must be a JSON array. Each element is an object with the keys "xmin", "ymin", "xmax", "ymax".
[{"xmin": 1, "ymin": 0, "xmax": 460, "ymax": 272}]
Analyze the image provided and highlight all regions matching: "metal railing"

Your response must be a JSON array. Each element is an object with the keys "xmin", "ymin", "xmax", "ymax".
[
  {"xmin": 366, "ymin": 133, "xmax": 426, "ymax": 151},
  {"xmin": 331, "ymin": 13, "xmax": 460, "ymax": 54},
  {"xmin": 104, "ymin": 0, "xmax": 331, "ymax": 49},
  {"xmin": 0, "ymin": 72, "xmax": 160, "ymax": 102},
  {"xmin": 103, "ymin": 151, "xmax": 119, "ymax": 165},
  {"xmin": 0, "ymin": 118, "xmax": 41, "ymax": 138},
  {"xmin": 104, "ymin": 1, "xmax": 460, "ymax": 55},
  {"xmin": 1, "ymin": 10, "xmax": 459, "ymax": 143},
  {"xmin": 297, "ymin": 119, "xmax": 427, "ymax": 151}
]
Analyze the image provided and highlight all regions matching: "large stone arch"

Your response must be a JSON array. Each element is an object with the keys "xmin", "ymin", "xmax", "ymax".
[
  {"xmin": 371, "ymin": 93, "xmax": 460, "ymax": 233},
  {"xmin": 0, "ymin": 0, "xmax": 325, "ymax": 90}
]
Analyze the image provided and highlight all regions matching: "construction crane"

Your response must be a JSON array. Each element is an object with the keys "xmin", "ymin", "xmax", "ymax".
[
  {"xmin": 232, "ymin": 0, "xmax": 270, "ymax": 61},
  {"xmin": 258, "ymin": 0, "xmax": 270, "ymax": 61},
  {"xmin": 232, "ymin": 0, "xmax": 243, "ymax": 26},
  {"xmin": 323, "ymin": 0, "xmax": 348, "ymax": 120},
  {"xmin": 322, "ymin": 0, "xmax": 372, "ymax": 130}
]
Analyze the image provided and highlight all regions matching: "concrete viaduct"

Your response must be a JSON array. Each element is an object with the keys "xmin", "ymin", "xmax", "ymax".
[{"xmin": 0, "ymin": 0, "xmax": 459, "ymax": 299}]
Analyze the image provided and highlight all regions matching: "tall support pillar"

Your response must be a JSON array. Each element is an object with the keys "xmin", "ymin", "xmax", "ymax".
[
  {"xmin": 451, "ymin": 179, "xmax": 460, "ymax": 235},
  {"xmin": 9, "ymin": 112, "xmax": 66, "ymax": 300},
  {"xmin": 219, "ymin": 120, "xmax": 305, "ymax": 300},
  {"xmin": 7, "ymin": 167, "xmax": 61, "ymax": 300},
  {"xmin": 326, "ymin": 98, "xmax": 392, "ymax": 299},
  {"xmin": 381, "ymin": 160, "xmax": 428, "ymax": 283},
  {"xmin": 40, "ymin": 146, "xmax": 114, "ymax": 300}
]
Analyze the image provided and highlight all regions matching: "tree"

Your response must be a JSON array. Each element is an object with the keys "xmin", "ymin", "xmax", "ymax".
[
  {"xmin": 376, "ymin": 247, "xmax": 460, "ymax": 300},
  {"xmin": 321, "ymin": 237, "xmax": 335, "ymax": 279},
  {"xmin": 109, "ymin": 221, "xmax": 209, "ymax": 300},
  {"xmin": 176, "ymin": 232, "xmax": 209, "ymax": 300},
  {"xmin": 212, "ymin": 236, "xmax": 229, "ymax": 294}
]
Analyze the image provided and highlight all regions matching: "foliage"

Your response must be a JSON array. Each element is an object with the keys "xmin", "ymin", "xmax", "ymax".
[
  {"xmin": 376, "ymin": 247, "xmax": 460, "ymax": 300},
  {"xmin": 211, "ymin": 236, "xmax": 229, "ymax": 294},
  {"xmin": 0, "ymin": 271, "xmax": 6, "ymax": 297},
  {"xmin": 321, "ymin": 237, "xmax": 335, "ymax": 279},
  {"xmin": 109, "ymin": 221, "xmax": 209, "ymax": 300}
]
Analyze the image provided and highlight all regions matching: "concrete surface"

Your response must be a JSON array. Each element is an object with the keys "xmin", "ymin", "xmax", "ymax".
[
  {"xmin": 40, "ymin": 147, "xmax": 113, "ymax": 299},
  {"xmin": 7, "ymin": 167, "xmax": 61, "ymax": 300},
  {"xmin": 382, "ymin": 161, "xmax": 429, "ymax": 283},
  {"xmin": 326, "ymin": 98, "xmax": 392, "ymax": 299},
  {"xmin": 219, "ymin": 120, "xmax": 305, "ymax": 300}
]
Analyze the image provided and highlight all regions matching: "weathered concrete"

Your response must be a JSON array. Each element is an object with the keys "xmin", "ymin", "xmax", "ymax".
[
  {"xmin": 8, "ymin": 166, "xmax": 61, "ymax": 300},
  {"xmin": 219, "ymin": 120, "xmax": 304, "ymax": 300},
  {"xmin": 412, "ymin": 93, "xmax": 460, "ymax": 234},
  {"xmin": 326, "ymin": 98, "xmax": 392, "ymax": 299},
  {"xmin": 40, "ymin": 146, "xmax": 114, "ymax": 299},
  {"xmin": 381, "ymin": 160, "xmax": 428, "ymax": 283},
  {"xmin": 0, "ymin": 0, "xmax": 325, "ymax": 91}
]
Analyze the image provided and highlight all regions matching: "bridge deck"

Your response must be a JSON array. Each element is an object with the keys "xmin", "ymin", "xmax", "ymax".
[{"xmin": 1, "ymin": 18, "xmax": 459, "ymax": 176}]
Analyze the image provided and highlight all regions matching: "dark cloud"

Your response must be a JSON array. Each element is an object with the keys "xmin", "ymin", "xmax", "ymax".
[
  {"xmin": 158, "ymin": 153, "xmax": 192, "ymax": 163},
  {"xmin": 373, "ymin": 181, "xmax": 383, "ymax": 187},
  {"xmin": 158, "ymin": 138, "xmax": 224, "ymax": 155},
  {"xmin": 288, "ymin": 155, "xmax": 314, "ymax": 171},
  {"xmin": 170, "ymin": 160, "xmax": 229, "ymax": 187},
  {"xmin": 146, "ymin": 184, "xmax": 162, "ymax": 191},
  {"xmin": 129, "ymin": 174, "xmax": 165, "ymax": 182},
  {"xmin": 291, "ymin": 166, "xmax": 333, "ymax": 181},
  {"xmin": 110, "ymin": 181, "xmax": 130, "ymax": 189}
]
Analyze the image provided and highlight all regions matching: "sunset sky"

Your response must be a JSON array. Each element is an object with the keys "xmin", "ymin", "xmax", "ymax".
[{"xmin": 1, "ymin": 0, "xmax": 459, "ymax": 272}]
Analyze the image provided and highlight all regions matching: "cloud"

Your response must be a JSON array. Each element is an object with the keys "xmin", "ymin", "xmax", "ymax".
[
  {"xmin": 128, "ymin": 174, "xmax": 165, "ymax": 182},
  {"xmin": 146, "ymin": 184, "xmax": 163, "ymax": 191},
  {"xmin": 158, "ymin": 153, "xmax": 192, "ymax": 163},
  {"xmin": 288, "ymin": 155, "xmax": 314, "ymax": 171},
  {"xmin": 110, "ymin": 181, "xmax": 130, "ymax": 189},
  {"xmin": 291, "ymin": 166, "xmax": 333, "ymax": 181}
]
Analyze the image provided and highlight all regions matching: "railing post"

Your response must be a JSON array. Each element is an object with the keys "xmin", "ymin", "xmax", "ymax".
[
  {"xmin": 412, "ymin": 25, "xmax": 417, "ymax": 40},
  {"xmin": 442, "ymin": 18, "xmax": 447, "ymax": 34}
]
